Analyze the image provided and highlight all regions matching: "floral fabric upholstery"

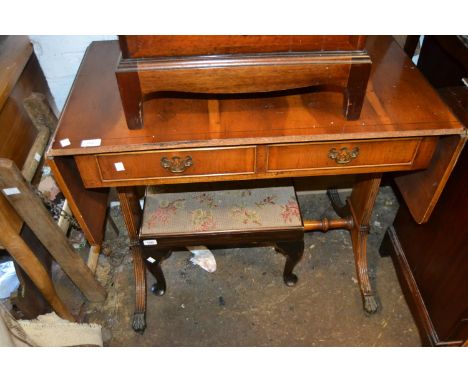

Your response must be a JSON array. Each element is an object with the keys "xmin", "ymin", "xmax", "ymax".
[{"xmin": 140, "ymin": 186, "xmax": 302, "ymax": 236}]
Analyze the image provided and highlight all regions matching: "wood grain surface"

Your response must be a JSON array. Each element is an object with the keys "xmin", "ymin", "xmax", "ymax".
[
  {"xmin": 394, "ymin": 87, "xmax": 468, "ymax": 223},
  {"xmin": 47, "ymin": 36, "xmax": 463, "ymax": 157},
  {"xmin": 48, "ymin": 156, "xmax": 109, "ymax": 246},
  {"xmin": 120, "ymin": 35, "xmax": 366, "ymax": 58}
]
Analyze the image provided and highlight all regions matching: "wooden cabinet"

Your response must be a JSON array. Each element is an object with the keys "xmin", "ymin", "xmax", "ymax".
[
  {"xmin": 382, "ymin": 35, "xmax": 468, "ymax": 345},
  {"xmin": 382, "ymin": 129, "xmax": 467, "ymax": 345}
]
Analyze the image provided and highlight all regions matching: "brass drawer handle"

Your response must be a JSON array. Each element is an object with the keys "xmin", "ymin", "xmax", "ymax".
[
  {"xmin": 328, "ymin": 147, "xmax": 360, "ymax": 164},
  {"xmin": 161, "ymin": 155, "xmax": 193, "ymax": 173}
]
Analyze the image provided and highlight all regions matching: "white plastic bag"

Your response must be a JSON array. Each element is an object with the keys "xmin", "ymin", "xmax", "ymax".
[
  {"xmin": 0, "ymin": 261, "xmax": 20, "ymax": 299},
  {"xmin": 187, "ymin": 246, "xmax": 217, "ymax": 273}
]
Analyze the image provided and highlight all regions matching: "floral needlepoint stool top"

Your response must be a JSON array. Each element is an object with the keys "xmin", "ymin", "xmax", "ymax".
[{"xmin": 140, "ymin": 186, "xmax": 303, "ymax": 236}]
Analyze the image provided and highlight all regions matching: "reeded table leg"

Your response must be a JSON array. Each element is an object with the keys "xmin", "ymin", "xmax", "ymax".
[
  {"xmin": 131, "ymin": 246, "xmax": 146, "ymax": 332},
  {"xmin": 347, "ymin": 174, "xmax": 382, "ymax": 314},
  {"xmin": 275, "ymin": 240, "xmax": 304, "ymax": 287},
  {"xmin": 117, "ymin": 187, "xmax": 147, "ymax": 332}
]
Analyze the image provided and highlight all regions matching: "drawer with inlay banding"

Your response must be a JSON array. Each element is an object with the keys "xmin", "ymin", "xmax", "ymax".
[
  {"xmin": 82, "ymin": 146, "xmax": 256, "ymax": 184},
  {"xmin": 266, "ymin": 138, "xmax": 438, "ymax": 174}
]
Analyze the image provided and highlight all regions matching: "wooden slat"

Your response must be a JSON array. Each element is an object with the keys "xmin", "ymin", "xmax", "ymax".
[
  {"xmin": 0, "ymin": 202, "xmax": 74, "ymax": 321},
  {"xmin": 0, "ymin": 191, "xmax": 27, "ymax": 248},
  {"xmin": 57, "ymin": 199, "xmax": 71, "ymax": 233},
  {"xmin": 0, "ymin": 158, "xmax": 107, "ymax": 302},
  {"xmin": 86, "ymin": 245, "xmax": 101, "ymax": 274},
  {"xmin": 20, "ymin": 93, "xmax": 55, "ymax": 182},
  {"xmin": 13, "ymin": 225, "xmax": 53, "ymax": 318}
]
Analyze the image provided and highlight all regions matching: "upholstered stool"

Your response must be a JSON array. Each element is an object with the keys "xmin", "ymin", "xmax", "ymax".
[{"xmin": 139, "ymin": 184, "xmax": 305, "ymax": 298}]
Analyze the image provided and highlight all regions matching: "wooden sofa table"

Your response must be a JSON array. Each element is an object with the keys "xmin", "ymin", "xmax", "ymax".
[{"xmin": 46, "ymin": 36, "xmax": 465, "ymax": 332}]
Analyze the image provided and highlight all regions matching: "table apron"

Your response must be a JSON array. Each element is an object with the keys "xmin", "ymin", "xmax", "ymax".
[{"xmin": 74, "ymin": 137, "xmax": 438, "ymax": 188}]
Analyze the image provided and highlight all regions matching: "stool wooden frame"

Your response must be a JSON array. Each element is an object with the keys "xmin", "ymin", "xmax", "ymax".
[{"xmin": 137, "ymin": 231, "xmax": 304, "ymax": 332}]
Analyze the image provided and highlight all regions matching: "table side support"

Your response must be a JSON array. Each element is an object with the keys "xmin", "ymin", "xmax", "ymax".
[
  {"xmin": 347, "ymin": 173, "xmax": 382, "ymax": 313},
  {"xmin": 313, "ymin": 176, "xmax": 382, "ymax": 313}
]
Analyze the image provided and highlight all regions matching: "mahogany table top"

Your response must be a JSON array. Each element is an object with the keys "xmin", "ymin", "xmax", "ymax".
[{"xmin": 48, "ymin": 36, "xmax": 464, "ymax": 157}]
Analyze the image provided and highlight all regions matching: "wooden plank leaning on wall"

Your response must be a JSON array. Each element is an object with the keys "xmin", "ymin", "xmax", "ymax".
[{"xmin": 0, "ymin": 158, "xmax": 107, "ymax": 303}]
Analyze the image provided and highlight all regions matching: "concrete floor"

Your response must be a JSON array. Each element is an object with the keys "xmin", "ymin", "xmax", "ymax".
[{"xmin": 55, "ymin": 186, "xmax": 421, "ymax": 346}]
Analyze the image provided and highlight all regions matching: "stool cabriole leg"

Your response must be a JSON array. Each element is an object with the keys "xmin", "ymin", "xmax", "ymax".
[
  {"xmin": 141, "ymin": 248, "xmax": 172, "ymax": 296},
  {"xmin": 275, "ymin": 240, "xmax": 304, "ymax": 287}
]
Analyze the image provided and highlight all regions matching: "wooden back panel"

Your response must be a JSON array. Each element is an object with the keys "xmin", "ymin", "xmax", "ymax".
[
  {"xmin": 0, "ymin": 36, "xmax": 33, "ymax": 110},
  {"xmin": 120, "ymin": 35, "xmax": 367, "ymax": 58},
  {"xmin": 0, "ymin": 36, "xmax": 38, "ymax": 169}
]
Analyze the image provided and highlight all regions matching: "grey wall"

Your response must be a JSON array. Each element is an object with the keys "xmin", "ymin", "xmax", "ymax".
[{"xmin": 29, "ymin": 35, "xmax": 117, "ymax": 113}]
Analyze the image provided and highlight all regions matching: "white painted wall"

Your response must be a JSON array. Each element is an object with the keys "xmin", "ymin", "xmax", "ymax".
[{"xmin": 29, "ymin": 35, "xmax": 117, "ymax": 113}]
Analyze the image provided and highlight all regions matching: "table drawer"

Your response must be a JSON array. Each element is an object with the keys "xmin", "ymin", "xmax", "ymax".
[
  {"xmin": 267, "ymin": 138, "xmax": 432, "ymax": 173},
  {"xmin": 95, "ymin": 146, "xmax": 256, "ymax": 182}
]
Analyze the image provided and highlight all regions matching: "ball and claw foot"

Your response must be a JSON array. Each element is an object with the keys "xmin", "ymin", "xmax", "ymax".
[
  {"xmin": 363, "ymin": 295, "xmax": 379, "ymax": 314},
  {"xmin": 283, "ymin": 273, "xmax": 298, "ymax": 287},
  {"xmin": 132, "ymin": 312, "xmax": 146, "ymax": 333},
  {"xmin": 151, "ymin": 282, "xmax": 166, "ymax": 296}
]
